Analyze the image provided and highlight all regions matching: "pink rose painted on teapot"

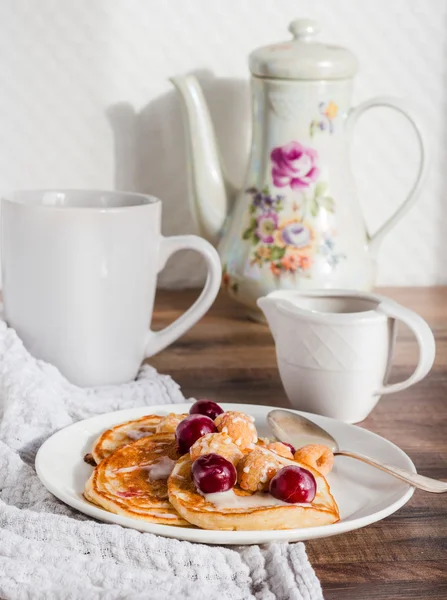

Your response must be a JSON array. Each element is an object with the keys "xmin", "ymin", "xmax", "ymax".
[{"xmin": 271, "ymin": 142, "xmax": 320, "ymax": 190}]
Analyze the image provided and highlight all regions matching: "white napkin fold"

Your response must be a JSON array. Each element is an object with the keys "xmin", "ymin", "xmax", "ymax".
[{"xmin": 0, "ymin": 319, "xmax": 323, "ymax": 600}]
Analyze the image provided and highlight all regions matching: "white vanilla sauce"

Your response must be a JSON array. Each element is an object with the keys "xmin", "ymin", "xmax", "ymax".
[
  {"xmin": 147, "ymin": 456, "xmax": 176, "ymax": 481},
  {"xmin": 126, "ymin": 429, "xmax": 153, "ymax": 440},
  {"xmin": 202, "ymin": 489, "xmax": 310, "ymax": 509},
  {"xmin": 112, "ymin": 456, "xmax": 175, "ymax": 480},
  {"xmin": 113, "ymin": 464, "xmax": 148, "ymax": 474}
]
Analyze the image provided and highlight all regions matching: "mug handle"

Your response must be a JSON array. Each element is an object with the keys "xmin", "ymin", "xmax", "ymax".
[
  {"xmin": 346, "ymin": 96, "xmax": 429, "ymax": 253},
  {"xmin": 145, "ymin": 235, "xmax": 221, "ymax": 357},
  {"xmin": 375, "ymin": 300, "xmax": 436, "ymax": 395}
]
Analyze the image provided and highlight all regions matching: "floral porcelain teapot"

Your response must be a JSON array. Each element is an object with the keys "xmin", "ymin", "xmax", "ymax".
[{"xmin": 171, "ymin": 19, "xmax": 427, "ymax": 317}]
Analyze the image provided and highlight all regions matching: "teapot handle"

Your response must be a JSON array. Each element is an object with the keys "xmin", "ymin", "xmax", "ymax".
[{"xmin": 346, "ymin": 97, "xmax": 429, "ymax": 253}]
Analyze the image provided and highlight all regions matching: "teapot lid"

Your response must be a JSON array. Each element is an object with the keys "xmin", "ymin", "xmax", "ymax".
[{"xmin": 249, "ymin": 19, "xmax": 358, "ymax": 80}]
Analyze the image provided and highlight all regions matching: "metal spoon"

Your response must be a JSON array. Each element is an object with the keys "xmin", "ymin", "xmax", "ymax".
[{"xmin": 267, "ymin": 409, "xmax": 447, "ymax": 493}]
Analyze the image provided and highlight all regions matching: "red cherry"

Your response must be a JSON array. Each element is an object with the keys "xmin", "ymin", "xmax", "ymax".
[
  {"xmin": 191, "ymin": 453, "xmax": 236, "ymax": 494},
  {"xmin": 269, "ymin": 466, "xmax": 316, "ymax": 504},
  {"xmin": 175, "ymin": 414, "xmax": 217, "ymax": 454},
  {"xmin": 282, "ymin": 442, "xmax": 296, "ymax": 455},
  {"xmin": 189, "ymin": 399, "xmax": 224, "ymax": 421}
]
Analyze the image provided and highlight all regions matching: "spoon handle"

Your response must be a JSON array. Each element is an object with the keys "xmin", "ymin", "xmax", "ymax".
[{"xmin": 335, "ymin": 450, "xmax": 447, "ymax": 493}]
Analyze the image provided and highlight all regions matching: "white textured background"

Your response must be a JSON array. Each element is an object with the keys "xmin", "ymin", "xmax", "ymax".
[{"xmin": 0, "ymin": 0, "xmax": 446, "ymax": 286}]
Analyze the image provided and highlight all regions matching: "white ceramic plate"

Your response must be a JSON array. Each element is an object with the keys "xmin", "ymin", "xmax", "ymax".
[{"xmin": 36, "ymin": 403, "xmax": 415, "ymax": 545}]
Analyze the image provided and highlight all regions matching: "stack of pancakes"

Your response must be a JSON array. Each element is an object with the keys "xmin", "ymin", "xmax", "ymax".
[{"xmin": 84, "ymin": 412, "xmax": 339, "ymax": 531}]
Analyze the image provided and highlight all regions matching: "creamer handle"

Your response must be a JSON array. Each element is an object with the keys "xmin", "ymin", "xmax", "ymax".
[{"xmin": 375, "ymin": 299, "xmax": 435, "ymax": 395}]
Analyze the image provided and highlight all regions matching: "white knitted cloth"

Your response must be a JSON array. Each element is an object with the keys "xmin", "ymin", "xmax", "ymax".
[{"xmin": 0, "ymin": 319, "xmax": 323, "ymax": 600}]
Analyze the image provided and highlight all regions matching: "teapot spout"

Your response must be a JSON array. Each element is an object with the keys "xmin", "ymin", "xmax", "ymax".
[{"xmin": 170, "ymin": 75, "xmax": 229, "ymax": 245}]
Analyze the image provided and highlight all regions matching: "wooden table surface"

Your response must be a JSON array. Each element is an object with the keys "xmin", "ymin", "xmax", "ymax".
[{"xmin": 150, "ymin": 287, "xmax": 447, "ymax": 600}]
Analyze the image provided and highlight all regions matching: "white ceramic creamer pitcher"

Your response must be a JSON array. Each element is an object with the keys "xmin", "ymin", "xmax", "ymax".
[
  {"xmin": 258, "ymin": 290, "xmax": 435, "ymax": 423},
  {"xmin": 172, "ymin": 19, "xmax": 428, "ymax": 318}
]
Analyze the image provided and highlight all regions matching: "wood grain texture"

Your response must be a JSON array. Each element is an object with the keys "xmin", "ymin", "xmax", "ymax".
[{"xmin": 150, "ymin": 287, "xmax": 447, "ymax": 600}]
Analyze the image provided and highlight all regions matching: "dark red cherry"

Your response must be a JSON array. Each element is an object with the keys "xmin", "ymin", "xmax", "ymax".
[
  {"xmin": 282, "ymin": 442, "xmax": 296, "ymax": 455},
  {"xmin": 269, "ymin": 466, "xmax": 316, "ymax": 504},
  {"xmin": 175, "ymin": 414, "xmax": 217, "ymax": 454},
  {"xmin": 191, "ymin": 453, "xmax": 236, "ymax": 494},
  {"xmin": 189, "ymin": 399, "xmax": 224, "ymax": 421}
]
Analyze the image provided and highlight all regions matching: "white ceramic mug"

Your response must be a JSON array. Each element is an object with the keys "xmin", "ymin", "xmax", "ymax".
[
  {"xmin": 258, "ymin": 290, "xmax": 436, "ymax": 423},
  {"xmin": 1, "ymin": 190, "xmax": 221, "ymax": 387}
]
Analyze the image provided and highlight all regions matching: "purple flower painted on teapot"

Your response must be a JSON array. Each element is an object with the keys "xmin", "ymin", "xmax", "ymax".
[
  {"xmin": 275, "ymin": 219, "xmax": 313, "ymax": 249},
  {"xmin": 271, "ymin": 142, "xmax": 320, "ymax": 190},
  {"xmin": 281, "ymin": 222, "xmax": 311, "ymax": 247},
  {"xmin": 256, "ymin": 211, "xmax": 278, "ymax": 243}
]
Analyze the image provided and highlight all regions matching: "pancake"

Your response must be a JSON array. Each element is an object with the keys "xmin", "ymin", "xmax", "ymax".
[
  {"xmin": 85, "ymin": 433, "xmax": 190, "ymax": 526},
  {"xmin": 91, "ymin": 413, "xmax": 187, "ymax": 464},
  {"xmin": 168, "ymin": 452, "xmax": 339, "ymax": 531}
]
